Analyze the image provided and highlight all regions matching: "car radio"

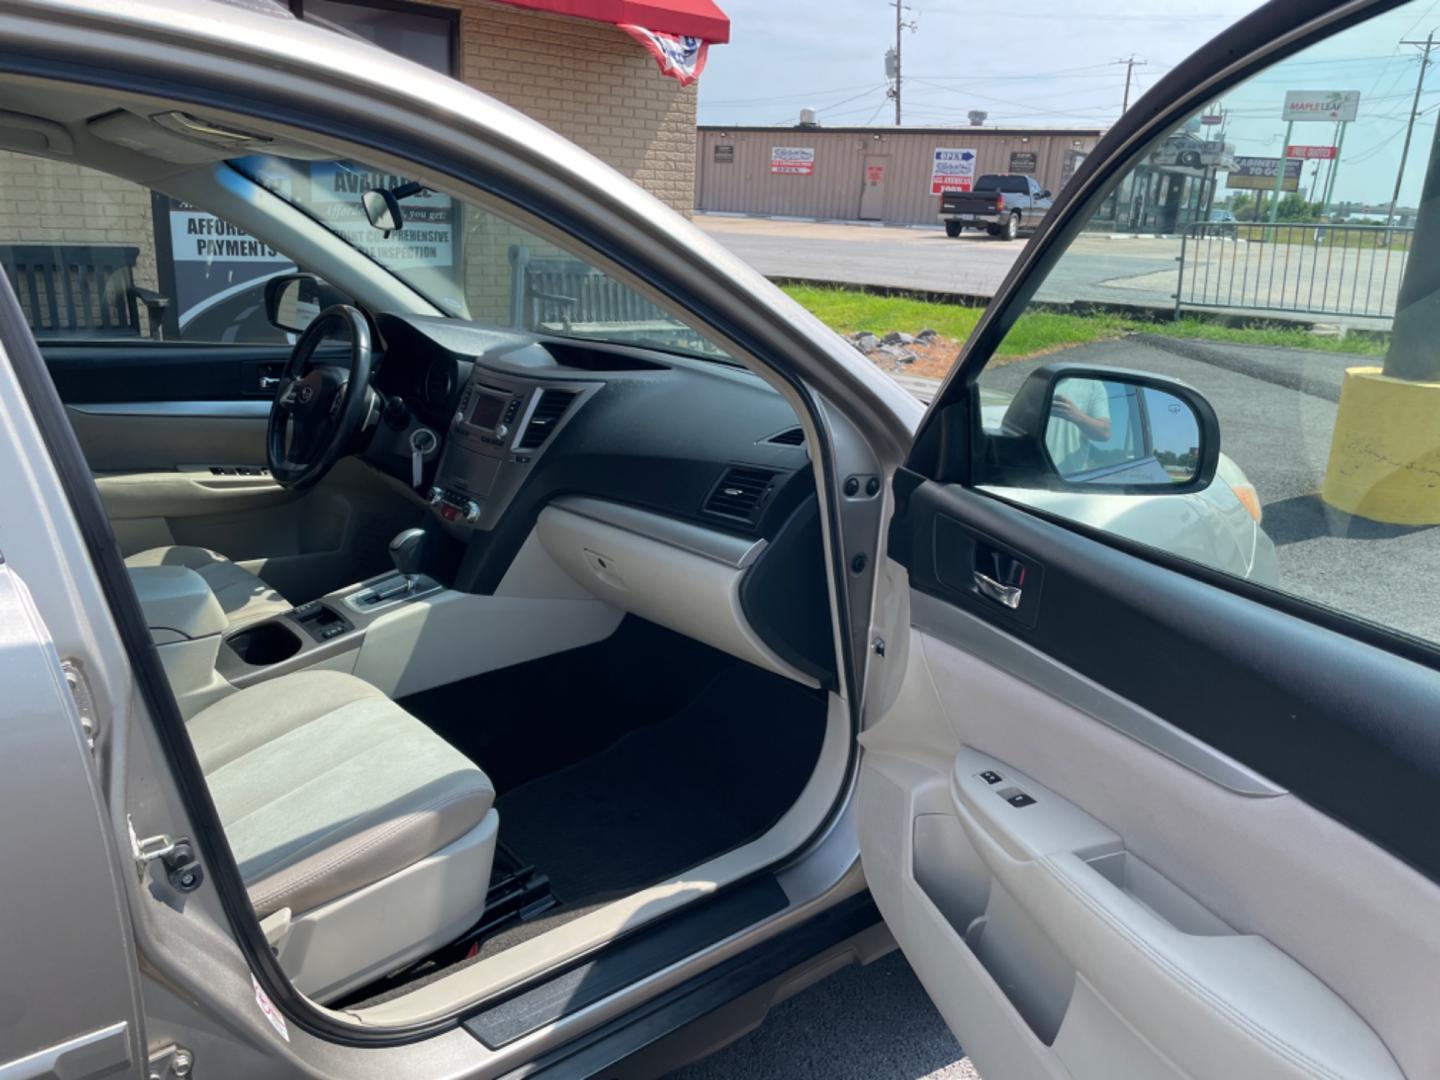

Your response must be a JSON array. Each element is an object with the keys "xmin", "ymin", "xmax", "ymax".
[{"xmin": 455, "ymin": 383, "xmax": 522, "ymax": 446}]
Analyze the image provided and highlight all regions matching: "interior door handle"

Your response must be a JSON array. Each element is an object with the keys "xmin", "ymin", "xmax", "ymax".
[{"xmin": 973, "ymin": 571, "xmax": 1022, "ymax": 610}]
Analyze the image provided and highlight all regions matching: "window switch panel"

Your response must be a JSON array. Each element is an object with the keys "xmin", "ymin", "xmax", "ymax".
[
  {"xmin": 979, "ymin": 770, "xmax": 1003, "ymax": 785},
  {"xmin": 1006, "ymin": 792, "xmax": 1037, "ymax": 808}
]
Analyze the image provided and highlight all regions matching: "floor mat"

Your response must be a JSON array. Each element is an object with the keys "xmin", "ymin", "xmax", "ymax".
[
  {"xmin": 344, "ymin": 660, "xmax": 828, "ymax": 1007},
  {"xmin": 399, "ymin": 617, "xmax": 740, "ymax": 793},
  {"xmin": 496, "ymin": 661, "xmax": 827, "ymax": 906}
]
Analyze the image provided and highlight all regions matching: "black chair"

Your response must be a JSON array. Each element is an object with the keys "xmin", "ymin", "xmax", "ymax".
[{"xmin": 0, "ymin": 243, "xmax": 170, "ymax": 339}]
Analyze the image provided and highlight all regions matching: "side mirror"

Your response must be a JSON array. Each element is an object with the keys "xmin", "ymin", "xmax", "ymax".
[
  {"xmin": 979, "ymin": 363, "xmax": 1220, "ymax": 494},
  {"xmin": 264, "ymin": 273, "xmax": 347, "ymax": 334},
  {"xmin": 1041, "ymin": 189, "xmax": 1052, "ymax": 199},
  {"xmin": 362, "ymin": 188, "xmax": 403, "ymax": 236}
]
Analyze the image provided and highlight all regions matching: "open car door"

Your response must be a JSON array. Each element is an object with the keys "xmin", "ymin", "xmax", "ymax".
[{"xmin": 861, "ymin": 2, "xmax": 1440, "ymax": 1077}]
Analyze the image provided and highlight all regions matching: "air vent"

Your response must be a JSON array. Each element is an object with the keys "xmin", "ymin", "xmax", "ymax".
[
  {"xmin": 518, "ymin": 389, "xmax": 578, "ymax": 450},
  {"xmin": 766, "ymin": 426, "xmax": 805, "ymax": 446},
  {"xmin": 704, "ymin": 465, "xmax": 779, "ymax": 523}
]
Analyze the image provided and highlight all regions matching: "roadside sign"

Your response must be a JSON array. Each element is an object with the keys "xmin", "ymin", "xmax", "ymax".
[
  {"xmin": 866, "ymin": 164, "xmax": 885, "ymax": 184},
  {"xmin": 1287, "ymin": 144, "xmax": 1338, "ymax": 159},
  {"xmin": 1200, "ymin": 114, "xmax": 1223, "ymax": 125},
  {"xmin": 1282, "ymin": 90, "xmax": 1360, "ymax": 123},
  {"xmin": 1009, "ymin": 150, "xmax": 1037, "ymax": 174},
  {"xmin": 770, "ymin": 147, "xmax": 815, "ymax": 175},
  {"xmin": 931, "ymin": 147, "xmax": 977, "ymax": 194},
  {"xmin": 1226, "ymin": 156, "xmax": 1301, "ymax": 191}
]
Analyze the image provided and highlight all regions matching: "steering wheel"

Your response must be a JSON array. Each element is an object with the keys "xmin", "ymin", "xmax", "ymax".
[{"xmin": 268, "ymin": 305, "xmax": 375, "ymax": 490}]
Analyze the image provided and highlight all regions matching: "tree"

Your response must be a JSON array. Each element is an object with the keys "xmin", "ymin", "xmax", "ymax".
[
  {"xmin": 1229, "ymin": 192, "xmax": 1255, "ymax": 220},
  {"xmin": 1274, "ymin": 193, "xmax": 1322, "ymax": 222}
]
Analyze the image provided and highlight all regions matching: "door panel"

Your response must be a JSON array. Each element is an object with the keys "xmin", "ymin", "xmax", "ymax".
[
  {"xmin": 69, "ymin": 401, "xmax": 270, "ymax": 473},
  {"xmin": 867, "ymin": 473, "xmax": 1440, "ymax": 1078},
  {"xmin": 0, "ymin": 564, "xmax": 145, "ymax": 1080},
  {"xmin": 45, "ymin": 342, "xmax": 415, "ymax": 597},
  {"xmin": 42, "ymin": 342, "xmax": 292, "ymax": 404}
]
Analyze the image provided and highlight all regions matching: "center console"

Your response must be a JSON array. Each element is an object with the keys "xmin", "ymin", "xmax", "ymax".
[{"xmin": 427, "ymin": 367, "xmax": 594, "ymax": 535}]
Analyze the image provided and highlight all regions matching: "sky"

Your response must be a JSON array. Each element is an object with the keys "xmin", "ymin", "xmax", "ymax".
[{"xmin": 697, "ymin": 0, "xmax": 1440, "ymax": 208}]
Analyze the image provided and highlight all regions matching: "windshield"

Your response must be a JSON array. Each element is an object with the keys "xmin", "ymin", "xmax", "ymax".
[{"xmin": 230, "ymin": 154, "xmax": 733, "ymax": 360}]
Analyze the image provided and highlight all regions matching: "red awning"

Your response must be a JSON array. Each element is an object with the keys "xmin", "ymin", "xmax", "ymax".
[{"xmin": 492, "ymin": 0, "xmax": 730, "ymax": 44}]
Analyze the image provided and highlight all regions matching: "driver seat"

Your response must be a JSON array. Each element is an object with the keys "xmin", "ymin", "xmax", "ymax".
[{"xmin": 124, "ymin": 545, "xmax": 292, "ymax": 628}]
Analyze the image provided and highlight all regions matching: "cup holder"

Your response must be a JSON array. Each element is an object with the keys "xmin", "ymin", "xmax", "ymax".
[{"xmin": 226, "ymin": 620, "xmax": 303, "ymax": 667}]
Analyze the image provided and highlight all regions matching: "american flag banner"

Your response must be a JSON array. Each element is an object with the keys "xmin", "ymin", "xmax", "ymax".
[{"xmin": 619, "ymin": 25, "xmax": 711, "ymax": 86}]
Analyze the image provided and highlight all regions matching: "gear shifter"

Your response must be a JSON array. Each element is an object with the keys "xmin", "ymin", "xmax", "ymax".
[{"xmin": 389, "ymin": 527, "xmax": 427, "ymax": 594}]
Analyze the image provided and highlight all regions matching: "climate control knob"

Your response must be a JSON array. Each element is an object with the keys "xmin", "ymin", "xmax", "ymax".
[
  {"xmin": 495, "ymin": 423, "xmax": 510, "ymax": 439},
  {"xmin": 427, "ymin": 486, "xmax": 444, "ymax": 506},
  {"xmin": 464, "ymin": 501, "xmax": 482, "ymax": 524}
]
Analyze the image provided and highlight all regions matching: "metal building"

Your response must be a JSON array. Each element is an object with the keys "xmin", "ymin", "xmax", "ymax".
[{"xmin": 695, "ymin": 125, "xmax": 1104, "ymax": 227}]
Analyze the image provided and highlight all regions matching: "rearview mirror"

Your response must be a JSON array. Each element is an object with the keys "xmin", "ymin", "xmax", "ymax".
[
  {"xmin": 981, "ymin": 363, "xmax": 1220, "ymax": 494},
  {"xmin": 264, "ymin": 273, "xmax": 347, "ymax": 334},
  {"xmin": 361, "ymin": 188, "xmax": 403, "ymax": 236}
]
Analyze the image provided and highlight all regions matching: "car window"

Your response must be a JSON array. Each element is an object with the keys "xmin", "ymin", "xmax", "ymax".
[
  {"xmin": 229, "ymin": 154, "xmax": 734, "ymax": 361},
  {"xmin": 976, "ymin": 175, "xmax": 1028, "ymax": 194},
  {"xmin": 0, "ymin": 151, "xmax": 296, "ymax": 344},
  {"xmin": 972, "ymin": 0, "xmax": 1440, "ymax": 648}
]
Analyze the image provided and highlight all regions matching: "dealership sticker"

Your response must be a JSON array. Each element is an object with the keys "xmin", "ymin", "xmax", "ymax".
[{"xmin": 253, "ymin": 973, "xmax": 290, "ymax": 1042}]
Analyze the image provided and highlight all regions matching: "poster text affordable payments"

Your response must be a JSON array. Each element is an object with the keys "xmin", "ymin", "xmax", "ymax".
[
  {"xmin": 770, "ymin": 147, "xmax": 815, "ymax": 175},
  {"xmin": 931, "ymin": 148, "xmax": 977, "ymax": 194}
]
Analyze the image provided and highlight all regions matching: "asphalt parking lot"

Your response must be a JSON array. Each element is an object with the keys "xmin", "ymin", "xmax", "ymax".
[
  {"xmin": 696, "ymin": 215, "xmax": 1023, "ymax": 299},
  {"xmin": 669, "ymin": 950, "xmax": 979, "ymax": 1080}
]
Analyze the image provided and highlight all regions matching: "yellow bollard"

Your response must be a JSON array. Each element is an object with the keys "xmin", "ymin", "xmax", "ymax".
[{"xmin": 1321, "ymin": 366, "xmax": 1440, "ymax": 524}]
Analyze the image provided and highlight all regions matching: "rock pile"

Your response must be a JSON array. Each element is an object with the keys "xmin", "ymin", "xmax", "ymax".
[{"xmin": 844, "ymin": 327, "xmax": 943, "ymax": 369}]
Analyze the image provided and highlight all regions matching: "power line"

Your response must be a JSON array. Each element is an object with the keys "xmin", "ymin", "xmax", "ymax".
[
  {"xmin": 916, "ymin": 7, "xmax": 1248, "ymax": 20},
  {"xmin": 706, "ymin": 82, "xmax": 888, "ymax": 106}
]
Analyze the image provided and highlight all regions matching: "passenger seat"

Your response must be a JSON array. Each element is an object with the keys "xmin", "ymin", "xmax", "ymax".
[{"xmin": 186, "ymin": 670, "xmax": 497, "ymax": 1002}]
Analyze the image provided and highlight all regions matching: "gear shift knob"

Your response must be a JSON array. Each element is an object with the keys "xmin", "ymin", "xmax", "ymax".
[{"xmin": 389, "ymin": 527, "xmax": 427, "ymax": 589}]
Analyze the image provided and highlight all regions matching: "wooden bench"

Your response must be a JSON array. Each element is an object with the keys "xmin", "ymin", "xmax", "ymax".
[
  {"xmin": 0, "ymin": 244, "xmax": 170, "ymax": 339},
  {"xmin": 507, "ymin": 244, "xmax": 681, "ymax": 342}
]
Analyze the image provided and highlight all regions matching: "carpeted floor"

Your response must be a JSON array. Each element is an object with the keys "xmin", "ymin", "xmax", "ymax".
[{"xmin": 345, "ymin": 624, "xmax": 829, "ymax": 1003}]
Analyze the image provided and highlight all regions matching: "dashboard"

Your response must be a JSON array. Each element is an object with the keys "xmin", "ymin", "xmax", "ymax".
[{"xmin": 362, "ymin": 313, "xmax": 835, "ymax": 687}]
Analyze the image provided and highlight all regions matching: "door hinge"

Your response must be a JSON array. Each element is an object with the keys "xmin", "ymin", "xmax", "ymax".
[
  {"xmin": 61, "ymin": 658, "xmax": 99, "ymax": 751},
  {"xmin": 128, "ymin": 816, "xmax": 205, "ymax": 893},
  {"xmin": 148, "ymin": 1044, "xmax": 195, "ymax": 1080}
]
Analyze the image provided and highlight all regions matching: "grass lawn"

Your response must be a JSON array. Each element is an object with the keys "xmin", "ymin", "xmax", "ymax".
[{"xmin": 781, "ymin": 284, "xmax": 1389, "ymax": 362}]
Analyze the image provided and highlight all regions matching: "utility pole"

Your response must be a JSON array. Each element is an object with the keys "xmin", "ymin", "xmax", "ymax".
[
  {"xmin": 889, "ymin": 0, "xmax": 917, "ymax": 125},
  {"xmin": 1387, "ymin": 32, "xmax": 1436, "ymax": 231},
  {"xmin": 1119, "ymin": 55, "xmax": 1146, "ymax": 113}
]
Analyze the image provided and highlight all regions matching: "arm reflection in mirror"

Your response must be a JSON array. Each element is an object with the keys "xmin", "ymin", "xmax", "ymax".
[{"xmin": 1046, "ymin": 377, "xmax": 1113, "ymax": 476}]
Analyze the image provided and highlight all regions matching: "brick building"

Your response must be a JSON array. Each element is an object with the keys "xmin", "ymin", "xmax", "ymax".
[{"xmin": 0, "ymin": 0, "xmax": 728, "ymax": 339}]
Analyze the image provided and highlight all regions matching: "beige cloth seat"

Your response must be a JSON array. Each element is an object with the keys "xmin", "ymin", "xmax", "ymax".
[
  {"xmin": 124, "ymin": 545, "xmax": 291, "ymax": 628},
  {"xmin": 187, "ymin": 670, "xmax": 499, "ymax": 1001}
]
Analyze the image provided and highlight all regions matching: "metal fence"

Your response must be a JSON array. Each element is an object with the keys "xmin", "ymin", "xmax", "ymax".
[{"xmin": 1174, "ymin": 222, "xmax": 1412, "ymax": 321}]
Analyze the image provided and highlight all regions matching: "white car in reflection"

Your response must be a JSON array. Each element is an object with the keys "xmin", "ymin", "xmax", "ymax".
[{"xmin": 980, "ymin": 386, "xmax": 1278, "ymax": 584}]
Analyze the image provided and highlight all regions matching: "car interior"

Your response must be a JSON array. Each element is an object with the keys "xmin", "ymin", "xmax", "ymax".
[{"xmin": 0, "ymin": 77, "xmax": 855, "ymax": 1016}]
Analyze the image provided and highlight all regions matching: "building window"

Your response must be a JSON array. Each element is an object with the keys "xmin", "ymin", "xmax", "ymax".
[{"xmin": 292, "ymin": 0, "xmax": 458, "ymax": 76}]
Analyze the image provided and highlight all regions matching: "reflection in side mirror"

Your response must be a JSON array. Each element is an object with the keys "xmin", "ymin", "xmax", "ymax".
[
  {"xmin": 1045, "ymin": 376, "xmax": 1201, "ymax": 486},
  {"xmin": 264, "ymin": 273, "xmax": 344, "ymax": 334},
  {"xmin": 362, "ymin": 188, "xmax": 403, "ymax": 235}
]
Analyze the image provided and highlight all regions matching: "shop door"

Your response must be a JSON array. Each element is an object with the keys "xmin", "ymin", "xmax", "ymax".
[{"xmin": 859, "ymin": 156, "xmax": 889, "ymax": 220}]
